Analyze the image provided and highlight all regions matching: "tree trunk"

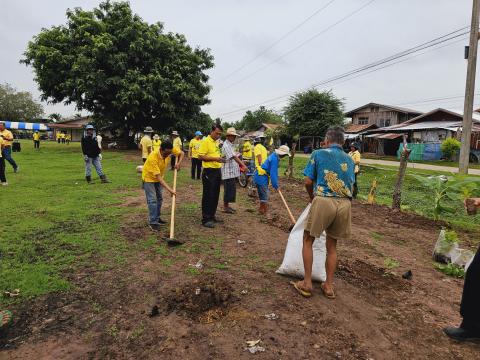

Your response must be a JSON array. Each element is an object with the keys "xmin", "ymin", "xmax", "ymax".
[
  {"xmin": 285, "ymin": 142, "xmax": 297, "ymax": 179},
  {"xmin": 392, "ymin": 136, "xmax": 411, "ymax": 209}
]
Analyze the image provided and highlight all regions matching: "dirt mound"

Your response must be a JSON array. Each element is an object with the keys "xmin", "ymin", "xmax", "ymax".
[{"xmin": 161, "ymin": 277, "xmax": 236, "ymax": 321}]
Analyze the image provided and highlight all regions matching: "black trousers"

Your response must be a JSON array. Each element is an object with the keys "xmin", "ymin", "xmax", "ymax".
[
  {"xmin": 202, "ymin": 168, "xmax": 221, "ymax": 223},
  {"xmin": 171, "ymin": 154, "xmax": 176, "ymax": 170},
  {"xmin": 460, "ymin": 246, "xmax": 480, "ymax": 331},
  {"xmin": 191, "ymin": 158, "xmax": 202, "ymax": 179},
  {"xmin": 223, "ymin": 178, "xmax": 236, "ymax": 203},
  {"xmin": 352, "ymin": 173, "xmax": 358, "ymax": 199},
  {"xmin": 34, "ymin": 140, "xmax": 40, "ymax": 149},
  {"xmin": 0, "ymin": 157, "xmax": 6, "ymax": 183}
]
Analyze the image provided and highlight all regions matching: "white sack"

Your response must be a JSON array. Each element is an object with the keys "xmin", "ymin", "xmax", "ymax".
[{"xmin": 276, "ymin": 204, "xmax": 327, "ymax": 282}]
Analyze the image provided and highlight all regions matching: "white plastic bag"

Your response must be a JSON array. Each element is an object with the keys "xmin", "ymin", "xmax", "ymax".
[{"xmin": 276, "ymin": 204, "xmax": 327, "ymax": 282}]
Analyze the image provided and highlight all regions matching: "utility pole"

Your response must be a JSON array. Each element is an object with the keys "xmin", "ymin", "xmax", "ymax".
[{"xmin": 459, "ymin": 0, "xmax": 480, "ymax": 174}]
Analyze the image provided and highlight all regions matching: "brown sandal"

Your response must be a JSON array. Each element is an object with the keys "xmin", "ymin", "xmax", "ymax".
[
  {"xmin": 290, "ymin": 281, "xmax": 312, "ymax": 298},
  {"xmin": 321, "ymin": 283, "xmax": 336, "ymax": 299}
]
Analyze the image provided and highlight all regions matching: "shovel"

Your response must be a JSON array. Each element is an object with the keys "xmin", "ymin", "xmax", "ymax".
[
  {"xmin": 163, "ymin": 166, "xmax": 183, "ymax": 246},
  {"xmin": 278, "ymin": 189, "xmax": 296, "ymax": 231}
]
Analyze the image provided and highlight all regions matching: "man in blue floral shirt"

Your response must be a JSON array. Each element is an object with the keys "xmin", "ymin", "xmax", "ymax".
[{"xmin": 291, "ymin": 127, "xmax": 355, "ymax": 299}]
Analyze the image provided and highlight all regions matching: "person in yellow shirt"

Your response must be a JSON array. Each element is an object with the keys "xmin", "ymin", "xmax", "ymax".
[
  {"xmin": 198, "ymin": 124, "xmax": 225, "ymax": 228},
  {"xmin": 254, "ymin": 135, "xmax": 268, "ymax": 176},
  {"xmin": 0, "ymin": 135, "xmax": 7, "ymax": 185},
  {"xmin": 152, "ymin": 134, "xmax": 161, "ymax": 152},
  {"xmin": 66, "ymin": 133, "xmax": 71, "ymax": 145},
  {"xmin": 170, "ymin": 130, "xmax": 183, "ymax": 170},
  {"xmin": 56, "ymin": 131, "xmax": 61, "ymax": 143},
  {"xmin": 33, "ymin": 131, "xmax": 40, "ymax": 149},
  {"xmin": 142, "ymin": 141, "xmax": 184, "ymax": 231},
  {"xmin": 60, "ymin": 132, "xmax": 66, "ymax": 143},
  {"xmin": 0, "ymin": 122, "xmax": 18, "ymax": 173},
  {"xmin": 189, "ymin": 131, "xmax": 203, "ymax": 180},
  {"xmin": 139, "ymin": 126, "xmax": 154, "ymax": 163},
  {"xmin": 349, "ymin": 143, "xmax": 361, "ymax": 199}
]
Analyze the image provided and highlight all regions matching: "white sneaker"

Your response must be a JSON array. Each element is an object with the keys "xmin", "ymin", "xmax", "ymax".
[{"xmin": 1, "ymin": 182, "xmax": 8, "ymax": 186}]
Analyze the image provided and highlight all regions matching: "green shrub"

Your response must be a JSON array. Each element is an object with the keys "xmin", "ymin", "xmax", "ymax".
[{"xmin": 441, "ymin": 138, "xmax": 461, "ymax": 160}]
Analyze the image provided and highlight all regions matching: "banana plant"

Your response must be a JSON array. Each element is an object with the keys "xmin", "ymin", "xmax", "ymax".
[{"xmin": 411, "ymin": 174, "xmax": 479, "ymax": 220}]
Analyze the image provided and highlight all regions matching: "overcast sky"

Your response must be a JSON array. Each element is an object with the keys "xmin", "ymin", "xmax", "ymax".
[{"xmin": 0, "ymin": 0, "xmax": 478, "ymax": 122}]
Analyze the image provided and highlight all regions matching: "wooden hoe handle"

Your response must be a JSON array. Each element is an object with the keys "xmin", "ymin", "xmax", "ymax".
[
  {"xmin": 169, "ymin": 166, "xmax": 178, "ymax": 239},
  {"xmin": 278, "ymin": 189, "xmax": 296, "ymax": 224}
]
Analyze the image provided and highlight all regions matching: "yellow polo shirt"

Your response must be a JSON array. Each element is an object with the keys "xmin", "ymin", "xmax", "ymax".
[
  {"xmin": 140, "ymin": 135, "xmax": 153, "ymax": 159},
  {"xmin": 0, "ymin": 129, "xmax": 13, "ymax": 146},
  {"xmin": 349, "ymin": 150, "xmax": 361, "ymax": 174},
  {"xmin": 33, "ymin": 133, "xmax": 40, "ymax": 141},
  {"xmin": 242, "ymin": 141, "xmax": 252, "ymax": 160},
  {"xmin": 152, "ymin": 139, "xmax": 161, "ymax": 152},
  {"xmin": 198, "ymin": 135, "xmax": 221, "ymax": 169},
  {"xmin": 254, "ymin": 143, "xmax": 268, "ymax": 175},
  {"xmin": 0, "ymin": 138, "xmax": 3, "ymax": 157},
  {"xmin": 142, "ymin": 147, "xmax": 182, "ymax": 182},
  {"xmin": 189, "ymin": 138, "xmax": 202, "ymax": 158},
  {"xmin": 173, "ymin": 137, "xmax": 182, "ymax": 151}
]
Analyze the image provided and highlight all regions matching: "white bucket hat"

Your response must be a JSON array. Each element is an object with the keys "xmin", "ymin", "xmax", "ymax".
[
  {"xmin": 275, "ymin": 145, "xmax": 291, "ymax": 157},
  {"xmin": 226, "ymin": 127, "xmax": 239, "ymax": 136},
  {"xmin": 171, "ymin": 130, "xmax": 179, "ymax": 136}
]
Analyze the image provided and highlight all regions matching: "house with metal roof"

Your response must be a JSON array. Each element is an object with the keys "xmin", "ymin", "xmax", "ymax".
[{"xmin": 345, "ymin": 103, "xmax": 422, "ymax": 128}]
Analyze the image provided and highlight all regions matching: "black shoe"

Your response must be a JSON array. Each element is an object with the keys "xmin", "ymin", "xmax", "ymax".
[
  {"xmin": 444, "ymin": 327, "xmax": 480, "ymax": 342},
  {"xmin": 202, "ymin": 221, "xmax": 215, "ymax": 228},
  {"xmin": 213, "ymin": 218, "xmax": 224, "ymax": 223},
  {"xmin": 100, "ymin": 175, "xmax": 111, "ymax": 183},
  {"xmin": 86, "ymin": 176, "xmax": 93, "ymax": 184},
  {"xmin": 149, "ymin": 223, "xmax": 161, "ymax": 231},
  {"xmin": 157, "ymin": 218, "xmax": 168, "ymax": 225}
]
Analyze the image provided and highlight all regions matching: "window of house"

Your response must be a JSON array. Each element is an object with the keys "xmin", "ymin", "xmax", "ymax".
[
  {"xmin": 358, "ymin": 117, "xmax": 369, "ymax": 125},
  {"xmin": 378, "ymin": 118, "xmax": 391, "ymax": 127}
]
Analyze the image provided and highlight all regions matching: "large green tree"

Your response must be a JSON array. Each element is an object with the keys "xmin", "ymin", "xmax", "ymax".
[
  {"xmin": 283, "ymin": 89, "xmax": 344, "ymax": 137},
  {"xmin": 0, "ymin": 83, "xmax": 44, "ymax": 121},
  {"xmin": 237, "ymin": 106, "xmax": 283, "ymax": 131},
  {"xmin": 21, "ymin": 1, "xmax": 213, "ymax": 137}
]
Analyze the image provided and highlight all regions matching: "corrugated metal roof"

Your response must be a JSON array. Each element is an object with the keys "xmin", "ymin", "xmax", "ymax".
[
  {"xmin": 345, "ymin": 102, "xmax": 422, "ymax": 117},
  {"xmin": 344, "ymin": 123, "xmax": 377, "ymax": 133},
  {"xmin": 366, "ymin": 133, "xmax": 403, "ymax": 139}
]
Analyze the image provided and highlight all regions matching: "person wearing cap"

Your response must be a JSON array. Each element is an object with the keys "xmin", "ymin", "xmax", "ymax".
[
  {"xmin": 170, "ymin": 131, "xmax": 183, "ymax": 170},
  {"xmin": 142, "ymin": 141, "xmax": 184, "ymax": 231},
  {"xmin": 254, "ymin": 135, "xmax": 268, "ymax": 174},
  {"xmin": 0, "ymin": 134, "xmax": 7, "ymax": 185},
  {"xmin": 221, "ymin": 128, "xmax": 247, "ymax": 214},
  {"xmin": 0, "ymin": 122, "xmax": 18, "ymax": 173},
  {"xmin": 348, "ymin": 143, "xmax": 361, "ymax": 198},
  {"xmin": 33, "ymin": 130, "xmax": 40, "ymax": 149},
  {"xmin": 198, "ymin": 124, "xmax": 225, "ymax": 228},
  {"xmin": 189, "ymin": 131, "xmax": 203, "ymax": 180},
  {"xmin": 82, "ymin": 124, "xmax": 110, "ymax": 184},
  {"xmin": 152, "ymin": 134, "xmax": 162, "ymax": 153},
  {"xmin": 291, "ymin": 127, "xmax": 354, "ymax": 299},
  {"xmin": 139, "ymin": 127, "xmax": 154, "ymax": 163},
  {"xmin": 254, "ymin": 144, "xmax": 290, "ymax": 215}
]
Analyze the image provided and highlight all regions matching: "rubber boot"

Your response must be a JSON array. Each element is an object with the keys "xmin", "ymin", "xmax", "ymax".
[
  {"xmin": 86, "ymin": 176, "xmax": 93, "ymax": 184},
  {"xmin": 100, "ymin": 175, "xmax": 111, "ymax": 183}
]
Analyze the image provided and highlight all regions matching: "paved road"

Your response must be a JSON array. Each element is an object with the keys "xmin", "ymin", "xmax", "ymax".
[{"xmin": 361, "ymin": 158, "xmax": 480, "ymax": 175}]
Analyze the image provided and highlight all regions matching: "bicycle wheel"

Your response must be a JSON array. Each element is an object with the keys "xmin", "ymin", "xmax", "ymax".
[{"xmin": 238, "ymin": 172, "xmax": 248, "ymax": 188}]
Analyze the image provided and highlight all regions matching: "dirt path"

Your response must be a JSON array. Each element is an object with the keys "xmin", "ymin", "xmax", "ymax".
[{"xmin": 1, "ymin": 166, "xmax": 479, "ymax": 359}]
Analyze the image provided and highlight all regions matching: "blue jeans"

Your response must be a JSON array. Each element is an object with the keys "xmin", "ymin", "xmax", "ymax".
[
  {"xmin": 143, "ymin": 182, "xmax": 163, "ymax": 225},
  {"xmin": 2, "ymin": 147, "xmax": 18, "ymax": 170},
  {"xmin": 85, "ymin": 157, "xmax": 104, "ymax": 177},
  {"xmin": 257, "ymin": 184, "xmax": 269, "ymax": 203}
]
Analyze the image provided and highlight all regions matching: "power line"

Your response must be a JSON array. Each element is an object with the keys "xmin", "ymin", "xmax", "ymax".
[
  {"xmin": 216, "ymin": 0, "xmax": 377, "ymax": 93},
  {"xmin": 215, "ymin": 28, "xmax": 469, "ymax": 118},
  {"xmin": 221, "ymin": 0, "xmax": 338, "ymax": 82}
]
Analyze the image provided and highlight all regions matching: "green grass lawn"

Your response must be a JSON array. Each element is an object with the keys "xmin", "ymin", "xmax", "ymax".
[
  {"xmin": 0, "ymin": 140, "xmax": 141, "ymax": 303},
  {"xmin": 280, "ymin": 155, "xmax": 480, "ymax": 233}
]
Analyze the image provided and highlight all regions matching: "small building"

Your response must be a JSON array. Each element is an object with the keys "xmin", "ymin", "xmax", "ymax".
[
  {"xmin": 48, "ymin": 117, "xmax": 92, "ymax": 142},
  {"xmin": 345, "ymin": 103, "xmax": 422, "ymax": 127},
  {"xmin": 365, "ymin": 108, "xmax": 480, "ymax": 157}
]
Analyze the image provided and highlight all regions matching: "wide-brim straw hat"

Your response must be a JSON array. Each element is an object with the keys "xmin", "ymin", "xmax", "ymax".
[
  {"xmin": 226, "ymin": 127, "xmax": 239, "ymax": 136},
  {"xmin": 171, "ymin": 130, "xmax": 179, "ymax": 136},
  {"xmin": 153, "ymin": 134, "xmax": 160, "ymax": 140},
  {"xmin": 275, "ymin": 145, "xmax": 291, "ymax": 157},
  {"xmin": 144, "ymin": 126, "xmax": 153, "ymax": 133}
]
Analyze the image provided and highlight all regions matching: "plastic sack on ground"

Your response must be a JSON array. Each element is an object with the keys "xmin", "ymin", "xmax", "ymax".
[
  {"xmin": 276, "ymin": 204, "xmax": 327, "ymax": 282},
  {"xmin": 433, "ymin": 229, "xmax": 475, "ymax": 269}
]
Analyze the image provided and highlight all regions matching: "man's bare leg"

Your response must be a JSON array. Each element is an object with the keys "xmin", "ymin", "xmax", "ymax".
[
  {"xmin": 324, "ymin": 235, "xmax": 338, "ymax": 293},
  {"xmin": 296, "ymin": 231, "xmax": 315, "ymax": 292}
]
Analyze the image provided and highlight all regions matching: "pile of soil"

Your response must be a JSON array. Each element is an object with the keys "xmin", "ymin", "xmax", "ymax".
[{"xmin": 161, "ymin": 277, "xmax": 235, "ymax": 321}]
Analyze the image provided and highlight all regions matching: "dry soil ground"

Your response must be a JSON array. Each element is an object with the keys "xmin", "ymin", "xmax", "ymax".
[{"xmin": 1, "ymin": 162, "xmax": 479, "ymax": 359}]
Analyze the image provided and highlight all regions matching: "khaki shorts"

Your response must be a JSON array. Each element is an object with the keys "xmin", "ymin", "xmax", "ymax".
[{"xmin": 305, "ymin": 196, "xmax": 352, "ymax": 240}]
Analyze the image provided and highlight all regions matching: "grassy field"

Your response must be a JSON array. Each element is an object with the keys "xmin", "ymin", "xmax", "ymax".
[
  {"xmin": 280, "ymin": 155, "xmax": 480, "ymax": 233},
  {"xmin": 1, "ymin": 141, "xmax": 478, "ymax": 305},
  {"xmin": 0, "ymin": 141, "xmax": 141, "ymax": 303}
]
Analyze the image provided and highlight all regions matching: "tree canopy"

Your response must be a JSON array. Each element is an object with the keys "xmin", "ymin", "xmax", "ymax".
[
  {"xmin": 236, "ymin": 106, "xmax": 283, "ymax": 131},
  {"xmin": 0, "ymin": 83, "xmax": 44, "ymax": 121},
  {"xmin": 21, "ymin": 1, "xmax": 214, "ymax": 136},
  {"xmin": 283, "ymin": 89, "xmax": 344, "ymax": 137}
]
